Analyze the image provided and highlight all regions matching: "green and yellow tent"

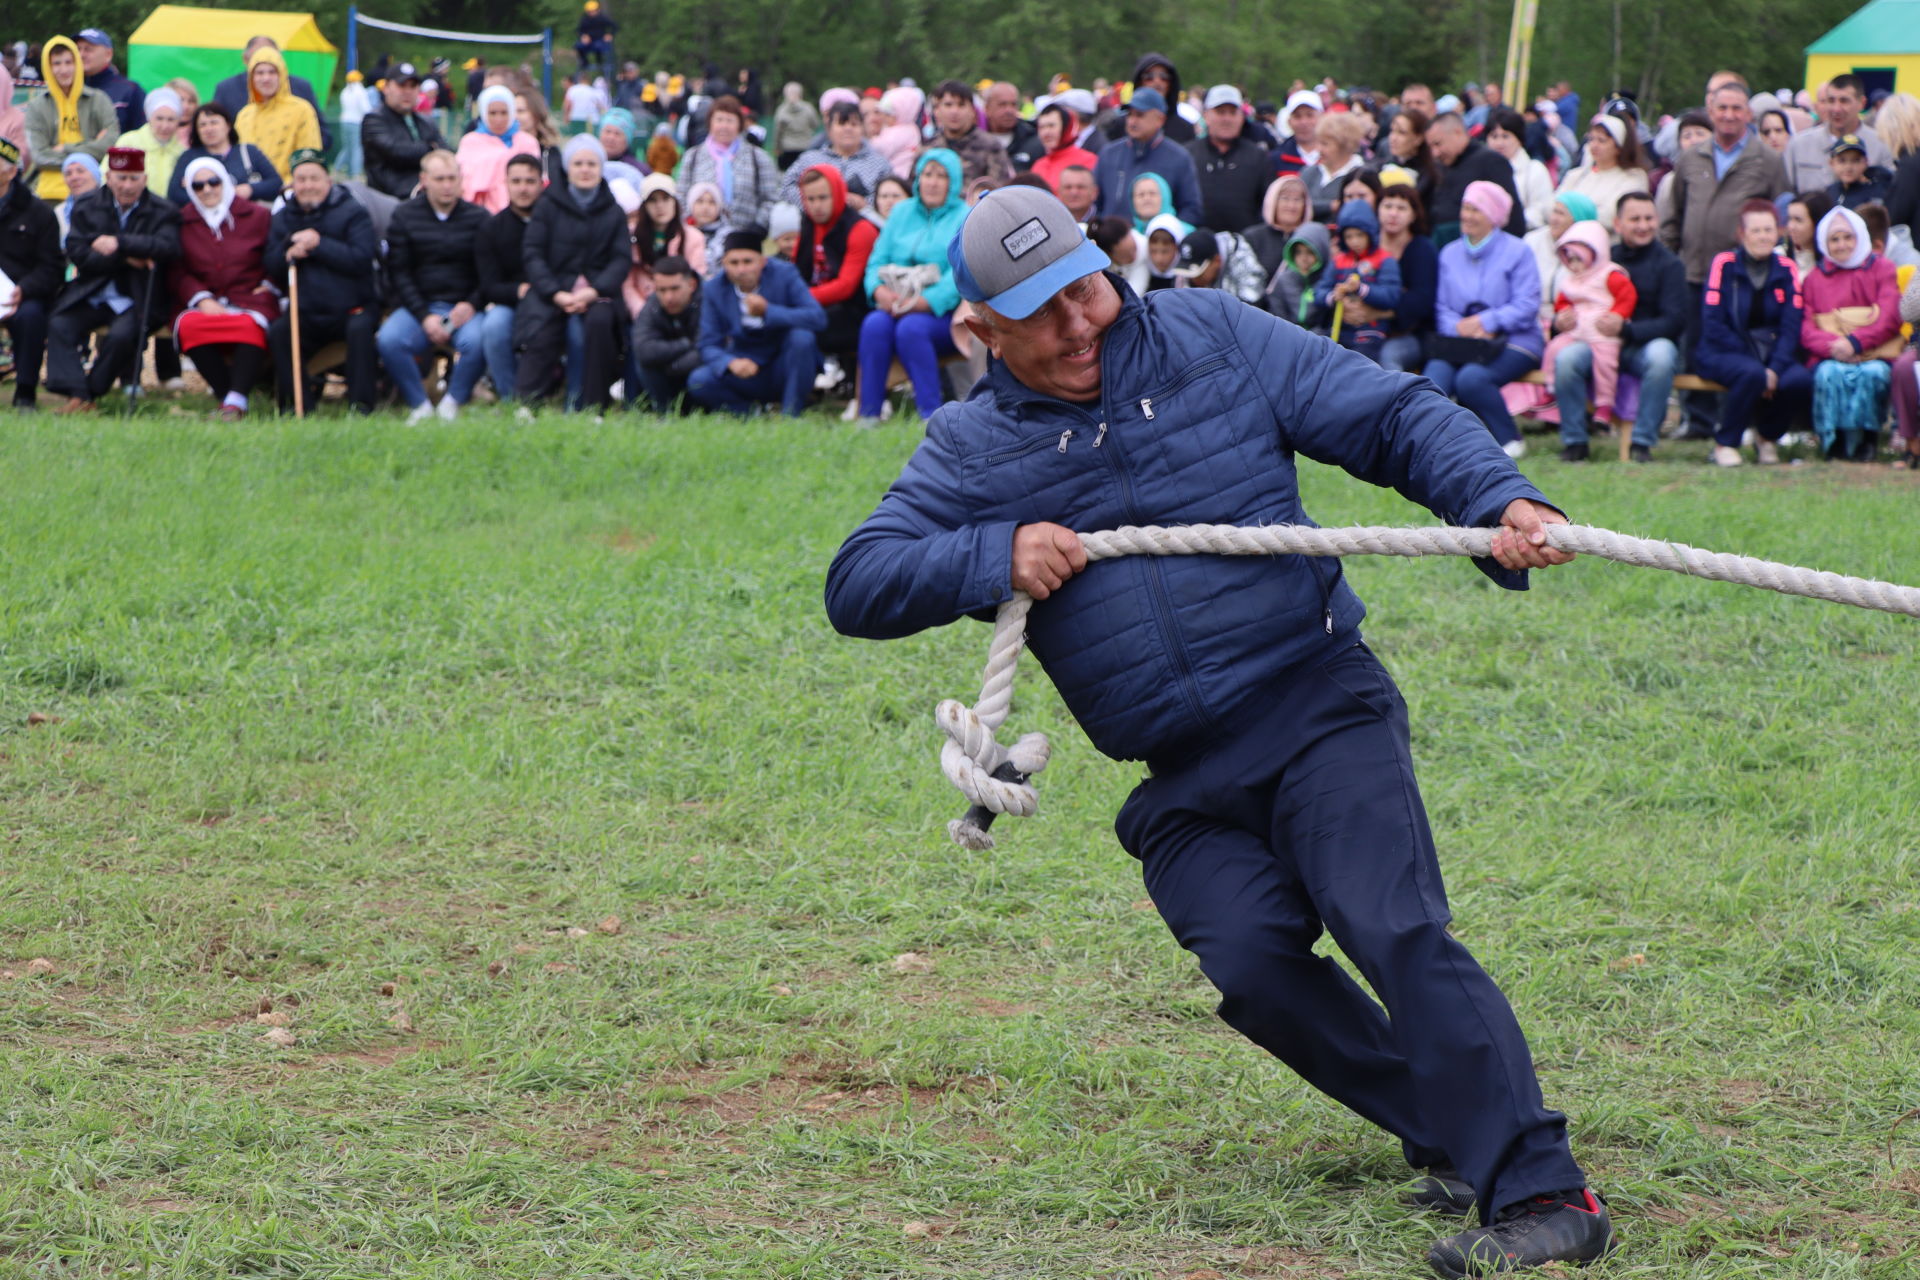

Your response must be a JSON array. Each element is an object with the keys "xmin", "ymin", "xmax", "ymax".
[
  {"xmin": 127, "ymin": 6, "xmax": 338, "ymax": 107},
  {"xmin": 1805, "ymin": 0, "xmax": 1920, "ymax": 99}
]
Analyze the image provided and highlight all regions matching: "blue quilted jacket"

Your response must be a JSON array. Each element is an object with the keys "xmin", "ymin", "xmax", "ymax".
[{"xmin": 825, "ymin": 280, "xmax": 1553, "ymax": 764}]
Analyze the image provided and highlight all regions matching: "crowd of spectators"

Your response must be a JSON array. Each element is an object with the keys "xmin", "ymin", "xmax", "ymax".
[{"xmin": 2, "ymin": 32, "xmax": 1918, "ymax": 462}]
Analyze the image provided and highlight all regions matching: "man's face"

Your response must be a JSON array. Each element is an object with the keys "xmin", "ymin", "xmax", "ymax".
[
  {"xmin": 1830, "ymin": 149, "xmax": 1867, "ymax": 185},
  {"xmin": 1124, "ymin": 106, "xmax": 1163, "ymax": 143},
  {"xmin": 722, "ymin": 248, "xmax": 764, "ymax": 293},
  {"xmin": 1401, "ymin": 85, "xmax": 1434, "ymax": 116},
  {"xmin": 77, "ymin": 39, "xmax": 110, "ymax": 76},
  {"xmin": 48, "ymin": 48, "xmax": 75, "ymax": 90},
  {"xmin": 1826, "ymin": 86, "xmax": 1862, "ymax": 132},
  {"xmin": 1484, "ymin": 84, "xmax": 1502, "ymax": 108},
  {"xmin": 985, "ymin": 84, "xmax": 1020, "ymax": 133},
  {"xmin": 655, "ymin": 272, "xmax": 694, "ymax": 314},
  {"xmin": 1207, "ymin": 103, "xmax": 1243, "ymax": 142},
  {"xmin": 1137, "ymin": 65, "xmax": 1172, "ymax": 97},
  {"xmin": 969, "ymin": 271, "xmax": 1122, "ymax": 403},
  {"xmin": 829, "ymin": 112, "xmax": 863, "ymax": 153},
  {"xmin": 0, "ymin": 156, "xmax": 14, "ymax": 194},
  {"xmin": 106, "ymin": 168, "xmax": 145, "ymax": 205},
  {"xmin": 934, "ymin": 93, "xmax": 974, "ymax": 137},
  {"xmin": 251, "ymin": 61, "xmax": 281, "ymax": 100},
  {"xmin": 422, "ymin": 157, "xmax": 461, "ymax": 206},
  {"xmin": 800, "ymin": 176, "xmax": 834, "ymax": 223},
  {"xmin": 384, "ymin": 78, "xmax": 418, "ymax": 113},
  {"xmin": 1615, "ymin": 199, "xmax": 1656, "ymax": 247},
  {"xmin": 506, "ymin": 166, "xmax": 542, "ymax": 211},
  {"xmin": 291, "ymin": 164, "xmax": 331, "ymax": 207},
  {"xmin": 1057, "ymin": 169, "xmax": 1095, "ymax": 217},
  {"xmin": 1708, "ymin": 89, "xmax": 1750, "ymax": 145},
  {"xmin": 1288, "ymin": 105, "xmax": 1319, "ymax": 146},
  {"xmin": 1428, "ymin": 122, "xmax": 1467, "ymax": 164}
]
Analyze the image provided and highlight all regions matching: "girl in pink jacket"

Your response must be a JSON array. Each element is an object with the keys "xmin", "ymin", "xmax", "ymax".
[
  {"xmin": 1541, "ymin": 220, "xmax": 1636, "ymax": 428},
  {"xmin": 1801, "ymin": 205, "xmax": 1902, "ymax": 460}
]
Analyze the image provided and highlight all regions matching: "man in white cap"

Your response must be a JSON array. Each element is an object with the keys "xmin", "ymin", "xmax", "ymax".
[
  {"xmin": 1271, "ymin": 88, "xmax": 1323, "ymax": 176},
  {"xmin": 1186, "ymin": 84, "xmax": 1268, "ymax": 233},
  {"xmin": 825, "ymin": 186, "xmax": 1614, "ymax": 1279}
]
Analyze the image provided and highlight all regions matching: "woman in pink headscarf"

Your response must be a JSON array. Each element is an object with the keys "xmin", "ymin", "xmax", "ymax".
[
  {"xmin": 873, "ymin": 86, "xmax": 924, "ymax": 179},
  {"xmin": 0, "ymin": 64, "xmax": 30, "ymax": 173}
]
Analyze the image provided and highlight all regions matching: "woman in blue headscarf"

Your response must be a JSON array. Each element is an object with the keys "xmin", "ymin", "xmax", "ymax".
[{"xmin": 56, "ymin": 153, "xmax": 102, "ymax": 239}]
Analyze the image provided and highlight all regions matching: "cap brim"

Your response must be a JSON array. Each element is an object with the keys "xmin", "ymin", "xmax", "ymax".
[{"xmin": 983, "ymin": 239, "xmax": 1112, "ymax": 320}]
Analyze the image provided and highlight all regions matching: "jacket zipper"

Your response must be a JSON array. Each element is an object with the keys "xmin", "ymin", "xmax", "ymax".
[{"xmin": 1057, "ymin": 429, "xmax": 1075, "ymax": 453}]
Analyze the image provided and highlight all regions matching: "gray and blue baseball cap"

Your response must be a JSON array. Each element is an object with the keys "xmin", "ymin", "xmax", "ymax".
[{"xmin": 948, "ymin": 185, "xmax": 1111, "ymax": 320}]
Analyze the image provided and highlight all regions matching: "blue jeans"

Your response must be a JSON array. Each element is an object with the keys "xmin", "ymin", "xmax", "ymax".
[
  {"xmin": 1423, "ymin": 347, "xmax": 1542, "ymax": 445},
  {"xmin": 858, "ymin": 309, "xmax": 958, "ymax": 418},
  {"xmin": 1554, "ymin": 337, "xmax": 1678, "ymax": 449},
  {"xmin": 686, "ymin": 328, "xmax": 820, "ymax": 417},
  {"xmin": 1380, "ymin": 333, "xmax": 1424, "ymax": 375},
  {"xmin": 480, "ymin": 304, "xmax": 517, "ymax": 399},
  {"xmin": 376, "ymin": 303, "xmax": 488, "ymax": 407},
  {"xmin": 335, "ymin": 121, "xmax": 363, "ymax": 177}
]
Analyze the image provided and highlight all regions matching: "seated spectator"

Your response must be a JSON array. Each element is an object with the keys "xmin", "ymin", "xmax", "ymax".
[
  {"xmin": 871, "ymin": 86, "xmax": 924, "ymax": 180},
  {"xmin": 46, "ymin": 146, "xmax": 179, "ymax": 413},
  {"xmin": 926, "ymin": 79, "xmax": 1013, "ymax": 189},
  {"xmin": 1089, "ymin": 215, "xmax": 1149, "ymax": 294},
  {"xmin": 1382, "ymin": 107, "xmax": 1438, "ymax": 207},
  {"xmin": 265, "ymin": 150, "xmax": 379, "ymax": 414},
  {"xmin": 1555, "ymin": 115, "xmax": 1649, "ymax": 234},
  {"xmin": 1338, "ymin": 169, "xmax": 1383, "ymax": 211},
  {"xmin": 0, "ymin": 65, "xmax": 30, "ymax": 174},
  {"xmin": 871, "ymin": 173, "xmax": 911, "ymax": 222},
  {"xmin": 1319, "ymin": 199, "xmax": 1403, "ymax": 361},
  {"xmin": 457, "ymin": 86, "xmax": 539, "ymax": 214},
  {"xmin": 1524, "ymin": 192, "xmax": 1596, "ymax": 292},
  {"xmin": 515, "ymin": 83, "xmax": 568, "ymax": 187},
  {"xmin": 645, "ymin": 122, "xmax": 680, "ymax": 181},
  {"xmin": 1032, "ymin": 102, "xmax": 1100, "ymax": 193},
  {"xmin": 630, "ymin": 255, "xmax": 702, "ymax": 412},
  {"xmin": 55, "ymin": 154, "xmax": 101, "ymax": 238},
  {"xmin": 778, "ymin": 101, "xmax": 891, "ymax": 206},
  {"xmin": 1369, "ymin": 179, "xmax": 1438, "ymax": 371},
  {"xmin": 25, "ymin": 36, "xmax": 117, "ymax": 202},
  {"xmin": 474, "ymin": 153, "xmax": 544, "ymax": 400},
  {"xmin": 853, "ymin": 149, "xmax": 968, "ymax": 424},
  {"xmin": 1692, "ymin": 200, "xmax": 1812, "ymax": 467},
  {"xmin": 1756, "ymin": 109, "xmax": 1793, "ymax": 155},
  {"xmin": 1426, "ymin": 113, "xmax": 1525, "ymax": 245},
  {"xmin": 363, "ymin": 64, "xmax": 447, "ymax": 200},
  {"xmin": 119, "ymin": 88, "xmax": 186, "ymax": 196},
  {"xmin": 165, "ymin": 103, "xmax": 281, "ymax": 207},
  {"xmin": 1300, "ymin": 113, "xmax": 1367, "ymax": 223},
  {"xmin": 1891, "ymin": 270, "xmax": 1920, "ymax": 467},
  {"xmin": 1423, "ymin": 181, "xmax": 1542, "ymax": 458},
  {"xmin": 688, "ymin": 226, "xmax": 826, "ymax": 417},
  {"xmin": 685, "ymin": 181, "xmax": 730, "ymax": 269},
  {"xmin": 1130, "ymin": 171, "xmax": 1181, "ymax": 232},
  {"xmin": 1552, "ymin": 191, "xmax": 1685, "ymax": 462},
  {"xmin": 626, "ymin": 173, "xmax": 707, "ymax": 316},
  {"xmin": 595, "ymin": 108, "xmax": 648, "ymax": 188},
  {"xmin": 1265, "ymin": 218, "xmax": 1330, "ymax": 329},
  {"xmin": 1539, "ymin": 220, "xmax": 1636, "ymax": 447},
  {"xmin": 1824, "ymin": 134, "xmax": 1890, "ymax": 212},
  {"xmin": 0, "ymin": 136, "xmax": 61, "ymax": 411},
  {"xmin": 514, "ymin": 135, "xmax": 631, "ymax": 412},
  {"xmin": 1486, "ymin": 108, "xmax": 1552, "ymax": 230},
  {"xmin": 1801, "ymin": 205, "xmax": 1902, "ymax": 460},
  {"xmin": 1054, "ymin": 164, "xmax": 1097, "ymax": 224},
  {"xmin": 1141, "ymin": 214, "xmax": 1187, "ymax": 291},
  {"xmin": 677, "ymin": 96, "xmax": 779, "ymax": 233},
  {"xmin": 235, "ymin": 46, "xmax": 321, "ymax": 186},
  {"xmin": 1171, "ymin": 224, "xmax": 1265, "ymax": 306},
  {"xmin": 379, "ymin": 150, "xmax": 491, "ymax": 422},
  {"xmin": 1784, "ymin": 191, "xmax": 1833, "ymax": 276},
  {"xmin": 794, "ymin": 163, "xmax": 878, "ymax": 367},
  {"xmin": 1245, "ymin": 174, "xmax": 1310, "ymax": 283},
  {"xmin": 1094, "ymin": 87, "xmax": 1202, "ymax": 226},
  {"xmin": 169, "ymin": 156, "xmax": 276, "ymax": 419}
]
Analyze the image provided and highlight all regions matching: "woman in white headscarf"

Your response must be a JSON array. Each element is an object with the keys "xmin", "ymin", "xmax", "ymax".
[
  {"xmin": 456, "ymin": 84, "xmax": 540, "ymax": 213},
  {"xmin": 168, "ymin": 156, "xmax": 279, "ymax": 419},
  {"xmin": 118, "ymin": 86, "xmax": 188, "ymax": 193}
]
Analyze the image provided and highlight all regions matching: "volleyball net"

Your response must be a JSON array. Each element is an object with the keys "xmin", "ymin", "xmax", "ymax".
[{"xmin": 345, "ymin": 6, "xmax": 555, "ymax": 103}]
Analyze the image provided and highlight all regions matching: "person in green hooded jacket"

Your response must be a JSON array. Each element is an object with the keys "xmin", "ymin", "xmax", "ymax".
[{"xmin": 853, "ymin": 148, "xmax": 967, "ymax": 424}]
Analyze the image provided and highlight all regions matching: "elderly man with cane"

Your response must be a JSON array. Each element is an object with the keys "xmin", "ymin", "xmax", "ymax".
[
  {"xmin": 825, "ymin": 186, "xmax": 1615, "ymax": 1277},
  {"xmin": 265, "ymin": 149, "xmax": 379, "ymax": 415}
]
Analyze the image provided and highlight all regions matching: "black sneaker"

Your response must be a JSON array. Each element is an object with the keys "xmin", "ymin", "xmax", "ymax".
[
  {"xmin": 1428, "ymin": 1188, "xmax": 1614, "ymax": 1276},
  {"xmin": 1557, "ymin": 443, "xmax": 1589, "ymax": 463},
  {"xmin": 1628, "ymin": 444, "xmax": 1652, "ymax": 463},
  {"xmin": 1402, "ymin": 1167, "xmax": 1477, "ymax": 1217}
]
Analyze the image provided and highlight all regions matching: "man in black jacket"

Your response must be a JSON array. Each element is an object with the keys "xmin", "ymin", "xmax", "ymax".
[
  {"xmin": 265, "ymin": 151, "xmax": 381, "ymax": 413},
  {"xmin": 213, "ymin": 35, "xmax": 331, "ymax": 150},
  {"xmin": 1426, "ymin": 113, "xmax": 1525, "ymax": 245},
  {"xmin": 985, "ymin": 82, "xmax": 1041, "ymax": 172},
  {"xmin": 361, "ymin": 65, "xmax": 447, "ymax": 200},
  {"xmin": 514, "ymin": 136, "xmax": 632, "ymax": 412},
  {"xmin": 630, "ymin": 256, "xmax": 702, "ymax": 412},
  {"xmin": 1187, "ymin": 85, "xmax": 1269, "ymax": 234},
  {"xmin": 0, "ymin": 138, "xmax": 62, "ymax": 411},
  {"xmin": 377, "ymin": 150, "xmax": 490, "ymax": 421},
  {"xmin": 1552, "ymin": 191, "xmax": 1687, "ymax": 463},
  {"xmin": 46, "ymin": 147, "xmax": 179, "ymax": 413},
  {"xmin": 476, "ymin": 154, "xmax": 543, "ymax": 400}
]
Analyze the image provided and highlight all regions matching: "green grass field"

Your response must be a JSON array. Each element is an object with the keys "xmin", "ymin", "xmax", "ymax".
[{"xmin": 4, "ymin": 409, "xmax": 1920, "ymax": 1279}]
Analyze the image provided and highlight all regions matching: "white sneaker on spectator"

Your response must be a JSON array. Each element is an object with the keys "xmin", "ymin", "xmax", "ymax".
[
  {"xmin": 1501, "ymin": 439, "xmax": 1527, "ymax": 460},
  {"xmin": 435, "ymin": 395, "xmax": 459, "ymax": 422},
  {"xmin": 1756, "ymin": 440, "xmax": 1780, "ymax": 465},
  {"xmin": 514, "ymin": 405, "xmax": 535, "ymax": 424},
  {"xmin": 162, "ymin": 377, "xmax": 187, "ymax": 393},
  {"xmin": 406, "ymin": 401, "xmax": 435, "ymax": 425},
  {"xmin": 841, "ymin": 398, "xmax": 860, "ymax": 422},
  {"xmin": 853, "ymin": 416, "xmax": 884, "ymax": 430},
  {"xmin": 1712, "ymin": 445, "xmax": 1744, "ymax": 467}
]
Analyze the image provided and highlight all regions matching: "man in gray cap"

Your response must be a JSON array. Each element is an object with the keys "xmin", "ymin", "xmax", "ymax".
[{"xmin": 825, "ymin": 186, "xmax": 1614, "ymax": 1279}]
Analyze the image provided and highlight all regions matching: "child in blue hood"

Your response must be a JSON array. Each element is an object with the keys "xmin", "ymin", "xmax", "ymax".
[{"xmin": 1318, "ymin": 199, "xmax": 1403, "ymax": 362}]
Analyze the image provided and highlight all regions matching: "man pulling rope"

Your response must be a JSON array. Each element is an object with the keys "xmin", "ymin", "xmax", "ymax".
[{"xmin": 826, "ymin": 185, "xmax": 1609, "ymax": 1276}]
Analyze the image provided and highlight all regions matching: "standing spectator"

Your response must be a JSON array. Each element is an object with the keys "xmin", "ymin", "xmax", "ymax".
[
  {"xmin": 46, "ymin": 146, "xmax": 179, "ymax": 413},
  {"xmin": 1554, "ymin": 115, "xmax": 1649, "ymax": 234},
  {"xmin": 778, "ymin": 102, "xmax": 890, "ymax": 206},
  {"xmin": 773, "ymin": 82, "xmax": 820, "ymax": 170},
  {"xmin": 1783, "ymin": 191, "xmax": 1834, "ymax": 277},
  {"xmin": 631, "ymin": 255, "xmax": 703, "ymax": 411},
  {"xmin": 1299, "ymin": 112, "xmax": 1367, "ymax": 223},
  {"xmin": 474, "ymin": 153, "xmax": 543, "ymax": 400},
  {"xmin": 265, "ymin": 150, "xmax": 379, "ymax": 414},
  {"xmin": 574, "ymin": 1, "xmax": 616, "ymax": 77},
  {"xmin": 1801, "ymin": 205, "xmax": 1902, "ymax": 460},
  {"xmin": 1399, "ymin": 83, "xmax": 1436, "ymax": 119},
  {"xmin": 1270, "ymin": 90, "xmax": 1323, "ymax": 177},
  {"xmin": 1427, "ymin": 113, "xmax": 1525, "ymax": 245},
  {"xmin": 0, "ymin": 136, "xmax": 61, "ymax": 411},
  {"xmin": 457, "ymin": 86, "xmax": 539, "ymax": 213},
  {"xmin": 514, "ymin": 135, "xmax": 630, "ymax": 413},
  {"xmin": 335, "ymin": 70, "xmax": 374, "ymax": 177},
  {"xmin": 1055, "ymin": 165, "xmax": 1098, "ymax": 224},
  {"xmin": 794, "ymin": 163, "xmax": 878, "ymax": 370},
  {"xmin": 1691, "ymin": 201, "xmax": 1811, "ymax": 467},
  {"xmin": 1785, "ymin": 74, "xmax": 1892, "ymax": 195},
  {"xmin": 1756, "ymin": 109, "xmax": 1793, "ymax": 155},
  {"xmin": 688, "ymin": 226, "xmax": 826, "ymax": 417},
  {"xmin": 853, "ymin": 148, "xmax": 968, "ymax": 424},
  {"xmin": 927, "ymin": 80, "xmax": 1013, "ymax": 189},
  {"xmin": 363, "ymin": 64, "xmax": 447, "ymax": 200},
  {"xmin": 1123, "ymin": 54, "xmax": 1193, "ymax": 143},
  {"xmin": 1877, "ymin": 93, "xmax": 1919, "ymax": 248},
  {"xmin": 1552, "ymin": 191, "xmax": 1685, "ymax": 462},
  {"xmin": 1032, "ymin": 102, "xmax": 1100, "ymax": 193},
  {"xmin": 1244, "ymin": 174, "xmax": 1309, "ymax": 281},
  {"xmin": 118, "ymin": 87, "xmax": 187, "ymax": 196},
  {"xmin": 985, "ymin": 81, "xmax": 1040, "ymax": 172},
  {"xmin": 677, "ymin": 96, "xmax": 779, "ymax": 233},
  {"xmin": 214, "ymin": 36, "xmax": 330, "ymax": 151},
  {"xmin": 872, "ymin": 86, "xmax": 924, "ymax": 180},
  {"xmin": 378, "ymin": 150, "xmax": 491, "ymax": 422},
  {"xmin": 1093, "ymin": 88, "xmax": 1202, "ymax": 226},
  {"xmin": 235, "ymin": 47, "xmax": 321, "ymax": 185},
  {"xmin": 164, "ymin": 103, "xmax": 281, "ymax": 208},
  {"xmin": 169, "ymin": 156, "xmax": 277, "ymax": 420},
  {"xmin": 1486, "ymin": 108, "xmax": 1553, "ymax": 230},
  {"xmin": 1823, "ymin": 134, "xmax": 1891, "ymax": 211},
  {"xmin": 1423, "ymin": 181, "xmax": 1542, "ymax": 458},
  {"xmin": 25, "ymin": 35, "xmax": 117, "ymax": 202},
  {"xmin": 1188, "ymin": 86, "xmax": 1270, "ymax": 234},
  {"xmin": 75, "ymin": 29, "xmax": 143, "ymax": 133},
  {"xmin": 0, "ymin": 64, "xmax": 31, "ymax": 174},
  {"xmin": 563, "ymin": 72, "xmax": 599, "ymax": 125}
]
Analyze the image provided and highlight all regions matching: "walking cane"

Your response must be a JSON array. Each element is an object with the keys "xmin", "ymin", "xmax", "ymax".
[
  {"xmin": 288, "ymin": 261, "xmax": 305, "ymax": 418},
  {"xmin": 124, "ymin": 263, "xmax": 156, "ymax": 419}
]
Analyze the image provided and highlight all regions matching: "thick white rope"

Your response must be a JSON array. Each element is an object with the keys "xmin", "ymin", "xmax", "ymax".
[{"xmin": 937, "ymin": 523, "xmax": 1920, "ymax": 850}]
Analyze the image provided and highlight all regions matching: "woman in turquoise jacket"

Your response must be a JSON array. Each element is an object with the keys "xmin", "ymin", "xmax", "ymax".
[{"xmin": 855, "ymin": 148, "xmax": 968, "ymax": 422}]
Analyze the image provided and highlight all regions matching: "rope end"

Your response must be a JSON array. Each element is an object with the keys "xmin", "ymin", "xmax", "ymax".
[{"xmin": 947, "ymin": 817, "xmax": 995, "ymax": 851}]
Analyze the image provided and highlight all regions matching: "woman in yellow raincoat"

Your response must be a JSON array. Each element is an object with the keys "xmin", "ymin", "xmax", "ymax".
[{"xmin": 234, "ymin": 46, "xmax": 320, "ymax": 182}]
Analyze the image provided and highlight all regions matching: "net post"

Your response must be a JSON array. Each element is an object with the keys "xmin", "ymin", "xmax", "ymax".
[
  {"xmin": 541, "ymin": 29, "xmax": 553, "ymax": 104},
  {"xmin": 347, "ymin": 5, "xmax": 358, "ymax": 76}
]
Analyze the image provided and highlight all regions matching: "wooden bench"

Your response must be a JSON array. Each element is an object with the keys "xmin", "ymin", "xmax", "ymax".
[{"xmin": 1515, "ymin": 369, "xmax": 1726, "ymax": 460}]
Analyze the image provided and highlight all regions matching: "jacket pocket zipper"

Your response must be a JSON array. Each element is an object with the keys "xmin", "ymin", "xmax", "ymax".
[{"xmin": 1057, "ymin": 429, "xmax": 1075, "ymax": 453}]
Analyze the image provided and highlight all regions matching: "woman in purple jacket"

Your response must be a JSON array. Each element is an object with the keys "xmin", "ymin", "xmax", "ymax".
[{"xmin": 1422, "ymin": 181, "xmax": 1544, "ymax": 458}]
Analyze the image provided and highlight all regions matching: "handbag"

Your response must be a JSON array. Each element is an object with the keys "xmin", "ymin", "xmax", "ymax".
[
  {"xmin": 1429, "ymin": 301, "xmax": 1509, "ymax": 364},
  {"xmin": 877, "ymin": 262, "xmax": 941, "ymax": 304},
  {"xmin": 1816, "ymin": 305, "xmax": 1905, "ymax": 362}
]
